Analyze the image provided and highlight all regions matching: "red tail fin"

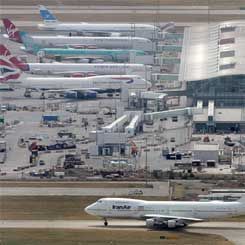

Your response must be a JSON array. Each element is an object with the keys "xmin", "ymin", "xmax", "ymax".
[
  {"xmin": 0, "ymin": 44, "xmax": 11, "ymax": 56},
  {"xmin": 0, "ymin": 45, "xmax": 29, "ymax": 71},
  {"xmin": 2, "ymin": 18, "xmax": 22, "ymax": 43},
  {"xmin": 0, "ymin": 58, "xmax": 21, "ymax": 83}
]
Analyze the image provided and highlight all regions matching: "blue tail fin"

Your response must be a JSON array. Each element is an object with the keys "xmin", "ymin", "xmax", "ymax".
[
  {"xmin": 39, "ymin": 5, "xmax": 57, "ymax": 22},
  {"xmin": 19, "ymin": 32, "xmax": 41, "ymax": 54}
]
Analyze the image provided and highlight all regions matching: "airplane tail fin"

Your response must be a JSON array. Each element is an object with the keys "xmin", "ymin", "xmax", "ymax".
[
  {"xmin": 0, "ymin": 45, "xmax": 29, "ymax": 71},
  {"xmin": 2, "ymin": 18, "xmax": 22, "ymax": 43},
  {"xmin": 39, "ymin": 5, "xmax": 58, "ymax": 23},
  {"xmin": 0, "ymin": 57, "xmax": 21, "ymax": 83},
  {"xmin": 19, "ymin": 31, "xmax": 40, "ymax": 53}
]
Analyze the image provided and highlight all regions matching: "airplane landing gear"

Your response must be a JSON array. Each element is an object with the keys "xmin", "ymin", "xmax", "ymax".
[{"xmin": 104, "ymin": 219, "xmax": 108, "ymax": 227}]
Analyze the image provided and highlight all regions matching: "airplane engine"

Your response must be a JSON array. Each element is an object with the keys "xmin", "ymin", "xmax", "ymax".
[
  {"xmin": 145, "ymin": 218, "xmax": 155, "ymax": 229},
  {"xmin": 71, "ymin": 72, "xmax": 86, "ymax": 77},
  {"xmin": 91, "ymin": 59, "xmax": 104, "ymax": 63},
  {"xmin": 167, "ymin": 220, "xmax": 177, "ymax": 228},
  {"xmin": 146, "ymin": 218, "xmax": 185, "ymax": 229},
  {"xmin": 79, "ymin": 59, "xmax": 90, "ymax": 63},
  {"xmin": 64, "ymin": 91, "xmax": 78, "ymax": 99}
]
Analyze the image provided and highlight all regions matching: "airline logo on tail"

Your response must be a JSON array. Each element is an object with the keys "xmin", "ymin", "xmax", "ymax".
[
  {"xmin": 0, "ymin": 45, "xmax": 29, "ymax": 71},
  {"xmin": 0, "ymin": 45, "xmax": 23, "ymax": 82},
  {"xmin": 39, "ymin": 5, "xmax": 57, "ymax": 22},
  {"xmin": 0, "ymin": 58, "xmax": 21, "ymax": 83},
  {"xmin": 2, "ymin": 19, "xmax": 22, "ymax": 43}
]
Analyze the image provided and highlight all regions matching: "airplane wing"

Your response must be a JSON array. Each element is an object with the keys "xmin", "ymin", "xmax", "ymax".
[
  {"xmin": 143, "ymin": 214, "xmax": 203, "ymax": 229},
  {"xmin": 144, "ymin": 214, "xmax": 203, "ymax": 222}
]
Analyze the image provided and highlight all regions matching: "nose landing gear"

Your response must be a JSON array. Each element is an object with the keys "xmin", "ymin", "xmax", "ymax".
[{"xmin": 104, "ymin": 219, "xmax": 108, "ymax": 227}]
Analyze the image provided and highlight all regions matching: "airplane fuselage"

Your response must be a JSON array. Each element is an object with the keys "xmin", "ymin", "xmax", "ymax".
[
  {"xmin": 85, "ymin": 198, "xmax": 245, "ymax": 220},
  {"xmin": 25, "ymin": 63, "xmax": 152, "ymax": 80},
  {"xmin": 27, "ymin": 35, "xmax": 154, "ymax": 52},
  {"xmin": 38, "ymin": 23, "xmax": 160, "ymax": 39}
]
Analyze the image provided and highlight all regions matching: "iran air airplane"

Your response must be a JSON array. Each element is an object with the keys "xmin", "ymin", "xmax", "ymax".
[
  {"xmin": 38, "ymin": 5, "xmax": 161, "ymax": 39},
  {"xmin": 2, "ymin": 19, "xmax": 154, "ymax": 52},
  {"xmin": 0, "ymin": 45, "xmax": 152, "ymax": 80},
  {"xmin": 85, "ymin": 197, "xmax": 245, "ymax": 229}
]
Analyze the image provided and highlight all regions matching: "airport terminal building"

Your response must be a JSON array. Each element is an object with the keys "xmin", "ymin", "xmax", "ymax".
[{"xmin": 179, "ymin": 20, "xmax": 245, "ymax": 107}]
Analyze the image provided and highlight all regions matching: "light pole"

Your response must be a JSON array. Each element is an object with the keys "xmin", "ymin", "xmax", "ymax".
[{"xmin": 144, "ymin": 137, "xmax": 148, "ymax": 186}]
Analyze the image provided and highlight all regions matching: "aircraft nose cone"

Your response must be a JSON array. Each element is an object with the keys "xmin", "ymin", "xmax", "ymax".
[{"xmin": 85, "ymin": 204, "xmax": 93, "ymax": 215}]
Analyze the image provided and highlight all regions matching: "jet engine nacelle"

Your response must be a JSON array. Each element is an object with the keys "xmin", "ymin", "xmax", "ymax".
[
  {"xmin": 91, "ymin": 59, "xmax": 104, "ymax": 63},
  {"xmin": 167, "ymin": 220, "xmax": 177, "ymax": 228},
  {"xmin": 146, "ymin": 218, "xmax": 185, "ymax": 229},
  {"xmin": 145, "ymin": 218, "xmax": 155, "ymax": 229},
  {"xmin": 71, "ymin": 72, "xmax": 86, "ymax": 77}
]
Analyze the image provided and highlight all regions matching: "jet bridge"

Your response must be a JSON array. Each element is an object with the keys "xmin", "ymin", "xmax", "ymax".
[
  {"xmin": 144, "ymin": 103, "xmax": 203, "ymax": 122},
  {"xmin": 102, "ymin": 114, "xmax": 128, "ymax": 133},
  {"xmin": 125, "ymin": 115, "xmax": 140, "ymax": 137}
]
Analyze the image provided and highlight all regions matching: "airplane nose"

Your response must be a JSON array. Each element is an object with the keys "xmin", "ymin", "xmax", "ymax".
[
  {"xmin": 85, "ymin": 205, "xmax": 90, "ymax": 214},
  {"xmin": 85, "ymin": 204, "xmax": 94, "ymax": 215}
]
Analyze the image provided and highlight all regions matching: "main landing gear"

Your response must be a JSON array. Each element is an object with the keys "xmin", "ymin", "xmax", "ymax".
[{"xmin": 104, "ymin": 219, "xmax": 108, "ymax": 227}]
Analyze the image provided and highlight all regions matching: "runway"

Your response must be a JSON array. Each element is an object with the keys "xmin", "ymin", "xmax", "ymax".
[
  {"xmin": 0, "ymin": 220, "xmax": 244, "ymax": 244},
  {"xmin": 0, "ymin": 184, "xmax": 168, "ymax": 196}
]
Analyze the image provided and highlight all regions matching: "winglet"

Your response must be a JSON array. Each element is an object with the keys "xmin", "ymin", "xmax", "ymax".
[
  {"xmin": 2, "ymin": 18, "xmax": 22, "ymax": 43},
  {"xmin": 39, "ymin": 5, "xmax": 58, "ymax": 22}
]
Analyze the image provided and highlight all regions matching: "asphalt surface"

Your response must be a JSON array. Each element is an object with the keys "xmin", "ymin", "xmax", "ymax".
[
  {"xmin": 0, "ymin": 220, "xmax": 244, "ymax": 244},
  {"xmin": 2, "ymin": 7, "xmax": 245, "ymax": 15},
  {"xmin": 0, "ymin": 182, "xmax": 169, "ymax": 196}
]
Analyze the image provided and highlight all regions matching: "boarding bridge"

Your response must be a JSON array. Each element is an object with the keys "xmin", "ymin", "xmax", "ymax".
[
  {"xmin": 144, "ymin": 103, "xmax": 203, "ymax": 122},
  {"xmin": 102, "ymin": 115, "xmax": 128, "ymax": 133},
  {"xmin": 125, "ymin": 115, "xmax": 140, "ymax": 137}
]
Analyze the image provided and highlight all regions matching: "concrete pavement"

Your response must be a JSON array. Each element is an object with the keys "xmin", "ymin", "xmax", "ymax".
[
  {"xmin": 0, "ymin": 182, "xmax": 169, "ymax": 196},
  {"xmin": 0, "ymin": 220, "xmax": 244, "ymax": 244}
]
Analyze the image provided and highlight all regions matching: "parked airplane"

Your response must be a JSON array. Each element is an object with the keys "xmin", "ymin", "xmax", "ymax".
[
  {"xmin": 2, "ymin": 19, "xmax": 154, "ymax": 52},
  {"xmin": 0, "ymin": 61, "xmax": 151, "ymax": 98},
  {"xmin": 85, "ymin": 197, "xmax": 245, "ymax": 229},
  {"xmin": 0, "ymin": 57, "xmax": 20, "ymax": 82},
  {"xmin": 38, "ymin": 5, "xmax": 161, "ymax": 39},
  {"xmin": 0, "ymin": 45, "xmax": 152, "ymax": 80}
]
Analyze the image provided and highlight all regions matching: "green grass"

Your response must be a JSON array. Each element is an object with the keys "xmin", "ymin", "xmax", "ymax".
[
  {"xmin": 0, "ymin": 196, "xmax": 167, "ymax": 220},
  {"xmin": 0, "ymin": 229, "xmax": 233, "ymax": 245}
]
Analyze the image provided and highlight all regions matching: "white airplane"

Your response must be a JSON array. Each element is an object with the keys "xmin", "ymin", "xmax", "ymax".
[
  {"xmin": 0, "ymin": 59, "xmax": 151, "ymax": 98},
  {"xmin": 85, "ymin": 197, "xmax": 245, "ymax": 229},
  {"xmin": 2, "ymin": 19, "xmax": 154, "ymax": 52},
  {"xmin": 0, "ymin": 45, "xmax": 152, "ymax": 80},
  {"xmin": 38, "ymin": 5, "xmax": 161, "ymax": 39}
]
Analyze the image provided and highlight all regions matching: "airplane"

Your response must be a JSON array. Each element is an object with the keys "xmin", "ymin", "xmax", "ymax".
[
  {"xmin": 38, "ymin": 5, "xmax": 161, "ymax": 39},
  {"xmin": 0, "ymin": 60, "xmax": 151, "ymax": 98},
  {"xmin": 85, "ymin": 196, "xmax": 245, "ymax": 229},
  {"xmin": 0, "ymin": 45, "xmax": 152, "ymax": 80},
  {"xmin": 2, "ymin": 23, "xmax": 147, "ymax": 63},
  {"xmin": 2, "ymin": 19, "xmax": 154, "ymax": 52}
]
